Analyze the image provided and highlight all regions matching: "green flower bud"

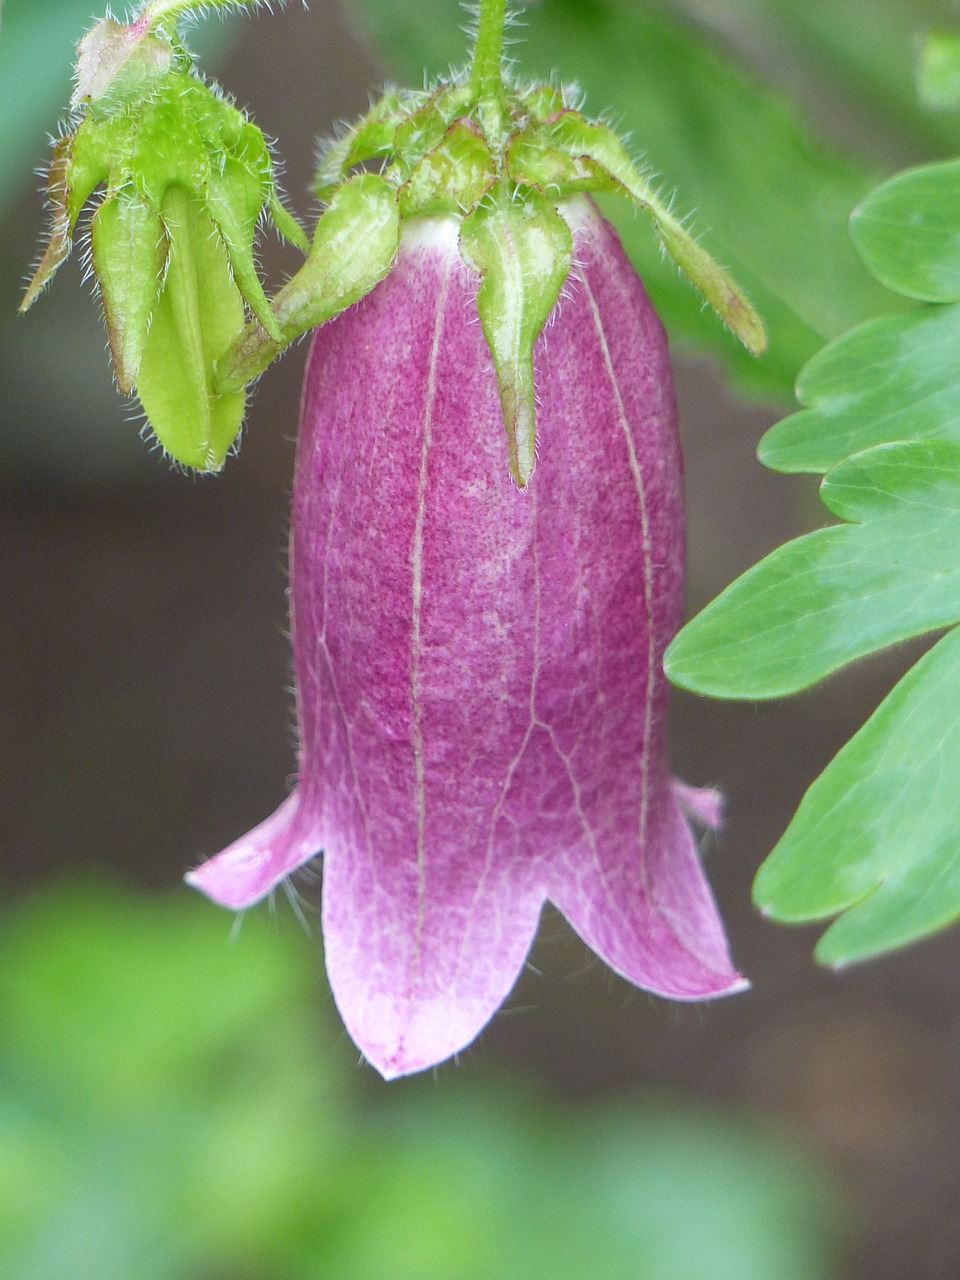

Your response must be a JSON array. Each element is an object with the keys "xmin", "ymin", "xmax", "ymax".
[{"xmin": 21, "ymin": 10, "xmax": 306, "ymax": 472}]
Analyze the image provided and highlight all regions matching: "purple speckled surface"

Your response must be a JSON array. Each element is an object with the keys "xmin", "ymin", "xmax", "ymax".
[{"xmin": 188, "ymin": 203, "xmax": 743, "ymax": 1076}]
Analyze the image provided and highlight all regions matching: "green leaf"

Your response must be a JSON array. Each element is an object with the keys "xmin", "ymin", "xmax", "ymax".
[
  {"xmin": 350, "ymin": 0, "xmax": 896, "ymax": 399},
  {"xmin": 755, "ymin": 623, "xmax": 960, "ymax": 966},
  {"xmin": 850, "ymin": 161, "xmax": 960, "ymax": 302},
  {"xmin": 460, "ymin": 189, "xmax": 573, "ymax": 487},
  {"xmin": 664, "ymin": 440, "xmax": 960, "ymax": 699},
  {"xmin": 135, "ymin": 185, "xmax": 246, "ymax": 471},
  {"xmin": 760, "ymin": 303, "xmax": 960, "ymax": 474}
]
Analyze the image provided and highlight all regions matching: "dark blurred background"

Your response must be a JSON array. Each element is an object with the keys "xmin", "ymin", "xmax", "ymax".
[{"xmin": 3, "ymin": 2, "xmax": 960, "ymax": 1277}]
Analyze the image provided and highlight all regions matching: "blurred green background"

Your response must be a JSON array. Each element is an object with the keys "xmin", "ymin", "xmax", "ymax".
[{"xmin": 4, "ymin": 2, "xmax": 960, "ymax": 1277}]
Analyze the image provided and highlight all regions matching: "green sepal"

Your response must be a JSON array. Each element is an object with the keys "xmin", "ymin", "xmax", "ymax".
[
  {"xmin": 850, "ymin": 160, "xmax": 960, "ymax": 304},
  {"xmin": 203, "ymin": 154, "xmax": 283, "ymax": 341},
  {"xmin": 267, "ymin": 190, "xmax": 310, "ymax": 254},
  {"xmin": 218, "ymin": 173, "xmax": 401, "ymax": 390},
  {"xmin": 507, "ymin": 131, "xmax": 619, "ymax": 196},
  {"xmin": 135, "ymin": 184, "xmax": 247, "ymax": 471},
  {"xmin": 393, "ymin": 83, "xmax": 475, "ymax": 179},
  {"xmin": 313, "ymin": 92, "xmax": 411, "ymax": 202},
  {"xmin": 20, "ymin": 137, "xmax": 80, "ymax": 312},
  {"xmin": 229, "ymin": 118, "xmax": 308, "ymax": 253},
  {"xmin": 528, "ymin": 113, "xmax": 766, "ymax": 356},
  {"xmin": 20, "ymin": 120, "xmax": 118, "ymax": 311},
  {"xmin": 516, "ymin": 84, "xmax": 568, "ymax": 124},
  {"xmin": 459, "ymin": 186, "xmax": 573, "ymax": 488},
  {"xmin": 130, "ymin": 76, "xmax": 231, "ymax": 203},
  {"xmin": 67, "ymin": 114, "xmax": 128, "ymax": 220},
  {"xmin": 126, "ymin": 81, "xmax": 307, "ymax": 323},
  {"xmin": 398, "ymin": 120, "xmax": 496, "ymax": 217},
  {"xmin": 91, "ymin": 189, "xmax": 168, "ymax": 394}
]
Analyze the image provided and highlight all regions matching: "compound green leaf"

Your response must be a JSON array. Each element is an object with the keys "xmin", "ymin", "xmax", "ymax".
[
  {"xmin": 665, "ymin": 439, "xmax": 960, "ymax": 699},
  {"xmin": 755, "ymin": 623, "xmax": 960, "ymax": 966},
  {"xmin": 850, "ymin": 161, "xmax": 960, "ymax": 302},
  {"xmin": 759, "ymin": 303, "xmax": 960, "ymax": 474}
]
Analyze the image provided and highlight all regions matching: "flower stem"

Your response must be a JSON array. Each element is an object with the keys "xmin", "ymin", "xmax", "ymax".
[
  {"xmin": 469, "ymin": 0, "xmax": 509, "ymax": 106},
  {"xmin": 139, "ymin": 0, "xmax": 191, "ymax": 21},
  {"xmin": 139, "ymin": 0, "xmax": 237, "ymax": 27}
]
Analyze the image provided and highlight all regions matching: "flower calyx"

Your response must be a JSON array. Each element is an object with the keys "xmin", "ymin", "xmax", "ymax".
[
  {"xmin": 21, "ymin": 10, "xmax": 307, "ymax": 473},
  {"xmin": 225, "ymin": 74, "xmax": 766, "ymax": 487}
]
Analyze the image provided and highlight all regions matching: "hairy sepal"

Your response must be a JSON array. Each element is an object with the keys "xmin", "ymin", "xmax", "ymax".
[
  {"xmin": 459, "ymin": 188, "xmax": 573, "ymax": 487},
  {"xmin": 217, "ymin": 174, "xmax": 401, "ymax": 390},
  {"xmin": 136, "ymin": 185, "xmax": 247, "ymax": 471}
]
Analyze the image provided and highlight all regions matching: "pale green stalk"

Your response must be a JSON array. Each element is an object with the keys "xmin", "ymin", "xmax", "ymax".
[
  {"xmin": 139, "ymin": 0, "xmax": 247, "ymax": 27},
  {"xmin": 469, "ymin": 0, "xmax": 509, "ymax": 117}
]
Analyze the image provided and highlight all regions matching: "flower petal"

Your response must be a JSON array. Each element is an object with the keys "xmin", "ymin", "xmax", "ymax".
[
  {"xmin": 185, "ymin": 792, "xmax": 320, "ymax": 911},
  {"xmin": 548, "ymin": 781, "xmax": 747, "ymax": 1000}
]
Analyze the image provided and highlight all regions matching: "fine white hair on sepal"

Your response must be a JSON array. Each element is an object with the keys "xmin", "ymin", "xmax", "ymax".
[
  {"xmin": 227, "ymin": 909, "xmax": 247, "ymax": 944},
  {"xmin": 280, "ymin": 874, "xmax": 315, "ymax": 936},
  {"xmin": 460, "ymin": 0, "xmax": 482, "ymax": 44}
]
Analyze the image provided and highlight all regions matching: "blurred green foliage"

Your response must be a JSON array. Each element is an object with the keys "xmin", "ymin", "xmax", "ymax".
[
  {"xmin": 0, "ymin": 882, "xmax": 842, "ymax": 1280},
  {"xmin": 720, "ymin": 0, "xmax": 960, "ymax": 154}
]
